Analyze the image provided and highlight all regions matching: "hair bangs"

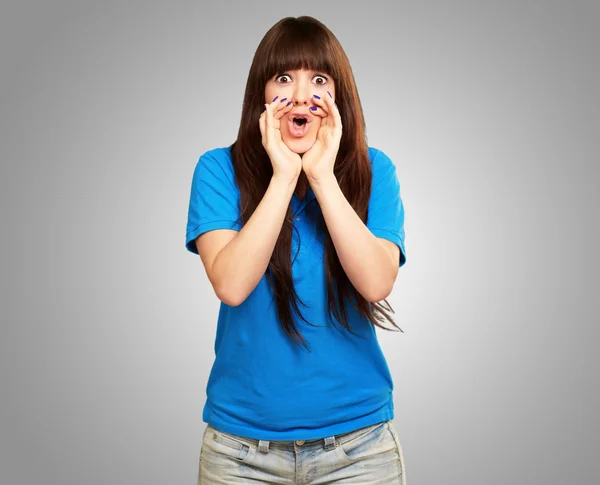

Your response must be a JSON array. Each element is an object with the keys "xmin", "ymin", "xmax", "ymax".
[{"xmin": 262, "ymin": 30, "xmax": 336, "ymax": 82}]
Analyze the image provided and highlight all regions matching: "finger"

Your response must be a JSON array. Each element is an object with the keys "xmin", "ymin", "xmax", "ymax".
[
  {"xmin": 259, "ymin": 110, "xmax": 266, "ymax": 139},
  {"xmin": 321, "ymin": 93, "xmax": 341, "ymax": 132},
  {"xmin": 308, "ymin": 94, "xmax": 330, "ymax": 117},
  {"xmin": 273, "ymin": 99, "xmax": 292, "ymax": 132},
  {"xmin": 321, "ymin": 92, "xmax": 336, "ymax": 114},
  {"xmin": 269, "ymin": 106, "xmax": 284, "ymax": 142},
  {"xmin": 265, "ymin": 96, "xmax": 288, "ymax": 116},
  {"xmin": 264, "ymin": 104, "xmax": 276, "ymax": 145},
  {"xmin": 331, "ymin": 96, "xmax": 342, "ymax": 132},
  {"xmin": 268, "ymin": 101, "xmax": 282, "ymax": 133},
  {"xmin": 263, "ymin": 103, "xmax": 269, "ymax": 130},
  {"xmin": 274, "ymin": 98, "xmax": 293, "ymax": 120},
  {"xmin": 264, "ymin": 98, "xmax": 292, "ymax": 134},
  {"xmin": 268, "ymin": 104, "xmax": 279, "ymax": 140}
]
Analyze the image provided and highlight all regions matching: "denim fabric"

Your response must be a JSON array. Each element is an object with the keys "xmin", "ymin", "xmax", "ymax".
[{"xmin": 197, "ymin": 419, "xmax": 406, "ymax": 484}]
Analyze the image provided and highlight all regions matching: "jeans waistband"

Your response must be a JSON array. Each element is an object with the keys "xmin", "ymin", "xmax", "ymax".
[{"xmin": 209, "ymin": 421, "xmax": 388, "ymax": 452}]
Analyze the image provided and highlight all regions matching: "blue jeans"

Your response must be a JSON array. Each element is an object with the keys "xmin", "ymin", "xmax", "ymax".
[{"xmin": 197, "ymin": 420, "xmax": 407, "ymax": 484}]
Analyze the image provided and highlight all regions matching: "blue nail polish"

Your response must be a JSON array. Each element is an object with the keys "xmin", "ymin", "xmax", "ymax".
[
  {"xmin": 313, "ymin": 94, "xmax": 320, "ymax": 99},
  {"xmin": 272, "ymin": 96, "xmax": 278, "ymax": 102},
  {"xmin": 280, "ymin": 97, "xmax": 287, "ymax": 102},
  {"xmin": 310, "ymin": 106, "xmax": 317, "ymax": 111},
  {"xmin": 286, "ymin": 101, "xmax": 292, "ymax": 106}
]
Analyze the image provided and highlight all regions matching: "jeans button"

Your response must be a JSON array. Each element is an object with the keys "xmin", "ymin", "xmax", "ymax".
[{"xmin": 296, "ymin": 440, "xmax": 305, "ymax": 445}]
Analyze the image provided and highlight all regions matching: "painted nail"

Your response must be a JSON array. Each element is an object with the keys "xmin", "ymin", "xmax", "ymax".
[
  {"xmin": 310, "ymin": 106, "xmax": 317, "ymax": 111},
  {"xmin": 286, "ymin": 101, "xmax": 292, "ymax": 106},
  {"xmin": 313, "ymin": 94, "xmax": 320, "ymax": 99},
  {"xmin": 280, "ymin": 97, "xmax": 287, "ymax": 102},
  {"xmin": 272, "ymin": 96, "xmax": 279, "ymax": 102},
  {"xmin": 327, "ymin": 91, "xmax": 332, "ymax": 98},
  {"xmin": 264, "ymin": 104, "xmax": 267, "ymax": 110}
]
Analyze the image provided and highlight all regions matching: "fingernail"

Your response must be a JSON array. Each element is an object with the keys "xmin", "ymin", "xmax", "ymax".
[
  {"xmin": 327, "ymin": 91, "xmax": 332, "ymax": 98},
  {"xmin": 264, "ymin": 104, "xmax": 267, "ymax": 110},
  {"xmin": 313, "ymin": 94, "xmax": 320, "ymax": 99},
  {"xmin": 272, "ymin": 96, "xmax": 278, "ymax": 102},
  {"xmin": 310, "ymin": 106, "xmax": 317, "ymax": 111},
  {"xmin": 280, "ymin": 97, "xmax": 287, "ymax": 102},
  {"xmin": 286, "ymin": 101, "xmax": 292, "ymax": 106}
]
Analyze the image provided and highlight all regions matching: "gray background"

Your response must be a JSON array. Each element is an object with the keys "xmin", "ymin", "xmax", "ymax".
[{"xmin": 1, "ymin": 0, "xmax": 598, "ymax": 484}]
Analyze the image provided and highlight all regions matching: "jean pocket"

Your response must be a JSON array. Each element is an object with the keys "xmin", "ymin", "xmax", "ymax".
[
  {"xmin": 336, "ymin": 421, "xmax": 399, "ymax": 468},
  {"xmin": 387, "ymin": 422, "xmax": 407, "ymax": 483},
  {"xmin": 200, "ymin": 425, "xmax": 254, "ymax": 468}
]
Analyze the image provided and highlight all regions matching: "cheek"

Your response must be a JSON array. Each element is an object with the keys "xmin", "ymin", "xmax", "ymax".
[{"xmin": 264, "ymin": 84, "xmax": 280, "ymax": 102}]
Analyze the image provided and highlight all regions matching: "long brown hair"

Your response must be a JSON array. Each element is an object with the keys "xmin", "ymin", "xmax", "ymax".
[{"xmin": 230, "ymin": 16, "xmax": 402, "ymax": 352}]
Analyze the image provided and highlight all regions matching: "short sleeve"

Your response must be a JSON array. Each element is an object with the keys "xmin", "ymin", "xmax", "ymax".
[
  {"xmin": 185, "ymin": 149, "xmax": 243, "ymax": 255},
  {"xmin": 366, "ymin": 149, "xmax": 407, "ymax": 267}
]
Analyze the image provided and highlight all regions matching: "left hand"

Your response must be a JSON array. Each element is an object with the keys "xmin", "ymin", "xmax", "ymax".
[{"xmin": 301, "ymin": 91, "xmax": 342, "ymax": 182}]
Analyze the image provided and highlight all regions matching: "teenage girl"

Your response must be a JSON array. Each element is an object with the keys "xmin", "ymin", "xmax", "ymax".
[{"xmin": 186, "ymin": 15, "xmax": 408, "ymax": 485}]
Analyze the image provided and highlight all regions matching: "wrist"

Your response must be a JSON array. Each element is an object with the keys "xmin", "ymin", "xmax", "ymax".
[
  {"xmin": 307, "ymin": 171, "xmax": 336, "ymax": 188},
  {"xmin": 272, "ymin": 172, "xmax": 300, "ymax": 188}
]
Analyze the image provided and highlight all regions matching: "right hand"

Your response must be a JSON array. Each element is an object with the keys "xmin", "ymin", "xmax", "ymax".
[{"xmin": 259, "ymin": 98, "xmax": 302, "ymax": 183}]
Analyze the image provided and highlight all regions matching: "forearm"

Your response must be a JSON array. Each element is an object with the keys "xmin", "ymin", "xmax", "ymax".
[
  {"xmin": 213, "ymin": 175, "xmax": 298, "ymax": 306},
  {"xmin": 309, "ymin": 174, "xmax": 395, "ymax": 302}
]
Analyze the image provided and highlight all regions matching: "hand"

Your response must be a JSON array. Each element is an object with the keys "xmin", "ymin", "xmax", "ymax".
[
  {"xmin": 259, "ymin": 97, "xmax": 302, "ymax": 183},
  {"xmin": 301, "ymin": 91, "xmax": 342, "ymax": 183}
]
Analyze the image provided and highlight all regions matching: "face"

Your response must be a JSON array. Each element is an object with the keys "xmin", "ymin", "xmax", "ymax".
[{"xmin": 264, "ymin": 68, "xmax": 336, "ymax": 155}]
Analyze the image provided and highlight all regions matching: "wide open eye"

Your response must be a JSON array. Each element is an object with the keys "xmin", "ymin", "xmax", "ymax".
[
  {"xmin": 274, "ymin": 73, "xmax": 329, "ymax": 85},
  {"xmin": 313, "ymin": 75, "xmax": 328, "ymax": 85}
]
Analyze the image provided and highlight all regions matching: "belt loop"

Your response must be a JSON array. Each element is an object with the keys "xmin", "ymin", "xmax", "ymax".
[
  {"xmin": 323, "ymin": 436, "xmax": 336, "ymax": 452},
  {"xmin": 258, "ymin": 439, "xmax": 270, "ymax": 453}
]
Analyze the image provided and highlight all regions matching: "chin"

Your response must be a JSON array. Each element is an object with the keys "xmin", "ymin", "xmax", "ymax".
[{"xmin": 282, "ymin": 134, "xmax": 317, "ymax": 155}]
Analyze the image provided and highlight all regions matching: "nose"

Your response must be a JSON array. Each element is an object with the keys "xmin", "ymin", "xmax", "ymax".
[
  {"xmin": 293, "ymin": 95, "xmax": 309, "ymax": 106},
  {"xmin": 292, "ymin": 80, "xmax": 311, "ymax": 106}
]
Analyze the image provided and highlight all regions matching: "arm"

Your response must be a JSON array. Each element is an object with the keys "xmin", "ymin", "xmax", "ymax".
[
  {"xmin": 308, "ymin": 173, "xmax": 399, "ymax": 302},
  {"xmin": 204, "ymin": 174, "xmax": 298, "ymax": 306}
]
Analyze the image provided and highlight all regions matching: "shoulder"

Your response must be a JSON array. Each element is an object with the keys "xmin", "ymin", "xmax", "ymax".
[
  {"xmin": 193, "ymin": 145, "xmax": 237, "ymax": 184},
  {"xmin": 197, "ymin": 145, "xmax": 233, "ymax": 170},
  {"xmin": 367, "ymin": 146, "xmax": 397, "ymax": 177},
  {"xmin": 367, "ymin": 145, "xmax": 395, "ymax": 165}
]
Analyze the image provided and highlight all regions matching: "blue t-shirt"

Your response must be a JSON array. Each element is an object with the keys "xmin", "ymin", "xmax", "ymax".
[{"xmin": 185, "ymin": 145, "xmax": 407, "ymax": 441}]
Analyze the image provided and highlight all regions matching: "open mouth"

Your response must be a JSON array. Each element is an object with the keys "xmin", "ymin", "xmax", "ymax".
[
  {"xmin": 293, "ymin": 116, "xmax": 308, "ymax": 126},
  {"xmin": 288, "ymin": 115, "xmax": 311, "ymax": 137}
]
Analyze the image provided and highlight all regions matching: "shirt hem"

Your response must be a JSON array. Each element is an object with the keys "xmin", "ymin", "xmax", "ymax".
[
  {"xmin": 186, "ymin": 220, "xmax": 242, "ymax": 254},
  {"xmin": 203, "ymin": 404, "xmax": 395, "ymax": 441}
]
